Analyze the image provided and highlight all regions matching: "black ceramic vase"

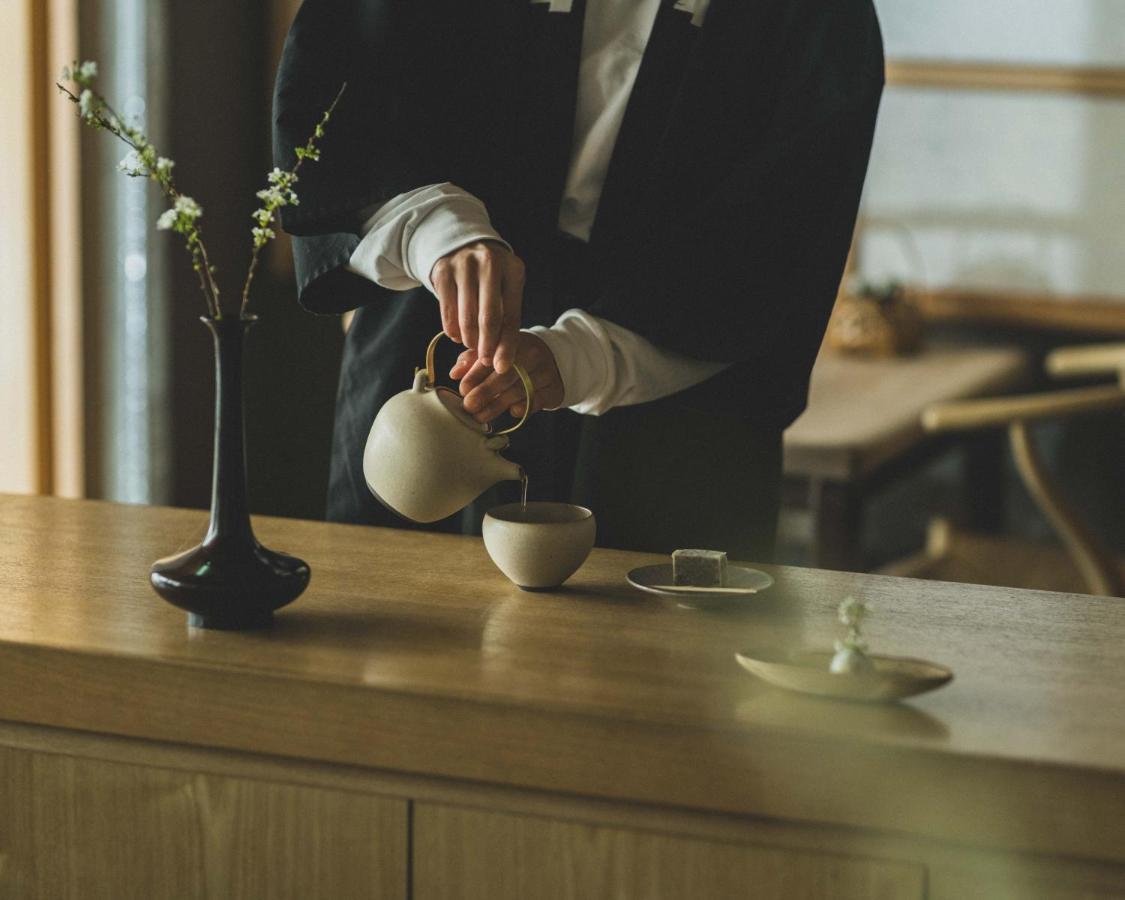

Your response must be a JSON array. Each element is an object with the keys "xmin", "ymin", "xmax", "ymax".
[{"xmin": 150, "ymin": 315, "xmax": 310, "ymax": 629}]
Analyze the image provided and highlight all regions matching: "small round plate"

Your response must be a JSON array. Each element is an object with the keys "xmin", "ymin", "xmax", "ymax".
[
  {"xmin": 627, "ymin": 564, "xmax": 774, "ymax": 609},
  {"xmin": 734, "ymin": 647, "xmax": 953, "ymax": 703}
]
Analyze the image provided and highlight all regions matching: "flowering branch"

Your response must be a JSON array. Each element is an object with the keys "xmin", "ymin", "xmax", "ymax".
[
  {"xmin": 59, "ymin": 61, "xmax": 222, "ymax": 318},
  {"xmin": 59, "ymin": 60, "xmax": 344, "ymax": 320},
  {"xmin": 241, "ymin": 83, "xmax": 346, "ymax": 316}
]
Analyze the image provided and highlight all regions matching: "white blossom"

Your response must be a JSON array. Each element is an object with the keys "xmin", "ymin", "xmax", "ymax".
[
  {"xmin": 155, "ymin": 157, "xmax": 174, "ymax": 176},
  {"xmin": 174, "ymin": 195, "xmax": 202, "ymax": 221},
  {"xmin": 117, "ymin": 150, "xmax": 145, "ymax": 176},
  {"xmin": 78, "ymin": 61, "xmax": 98, "ymax": 80},
  {"xmin": 255, "ymin": 181, "xmax": 297, "ymax": 208},
  {"xmin": 256, "ymin": 186, "xmax": 283, "ymax": 205},
  {"xmin": 78, "ymin": 89, "xmax": 94, "ymax": 117},
  {"xmin": 157, "ymin": 197, "xmax": 202, "ymax": 232}
]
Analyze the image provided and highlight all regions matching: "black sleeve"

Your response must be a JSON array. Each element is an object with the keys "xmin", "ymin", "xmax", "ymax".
[
  {"xmin": 587, "ymin": 2, "xmax": 884, "ymax": 366},
  {"xmin": 273, "ymin": 0, "xmax": 459, "ymax": 235},
  {"xmin": 271, "ymin": 0, "xmax": 463, "ymax": 313}
]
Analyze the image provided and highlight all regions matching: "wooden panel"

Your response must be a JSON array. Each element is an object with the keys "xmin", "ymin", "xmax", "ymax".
[
  {"xmin": 46, "ymin": 0, "xmax": 84, "ymax": 498},
  {"xmin": 413, "ymin": 803, "xmax": 925, "ymax": 900},
  {"xmin": 930, "ymin": 861, "xmax": 1125, "ymax": 899},
  {"xmin": 6, "ymin": 720, "xmax": 1124, "ymax": 900},
  {"xmin": 0, "ymin": 744, "xmax": 407, "ymax": 900},
  {"xmin": 29, "ymin": 0, "xmax": 53, "ymax": 494},
  {"xmin": 0, "ymin": 0, "xmax": 83, "ymax": 497}
]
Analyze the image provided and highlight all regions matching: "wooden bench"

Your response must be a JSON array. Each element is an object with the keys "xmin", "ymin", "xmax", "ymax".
[{"xmin": 783, "ymin": 343, "xmax": 1030, "ymax": 569}]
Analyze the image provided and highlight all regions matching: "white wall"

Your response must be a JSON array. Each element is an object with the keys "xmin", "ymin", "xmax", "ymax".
[
  {"xmin": 876, "ymin": 0, "xmax": 1125, "ymax": 66},
  {"xmin": 0, "ymin": 3, "xmax": 40, "ymax": 494},
  {"xmin": 859, "ymin": 1, "xmax": 1125, "ymax": 300}
]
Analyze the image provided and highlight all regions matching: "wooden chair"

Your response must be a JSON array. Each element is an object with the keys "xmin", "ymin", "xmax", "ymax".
[{"xmin": 880, "ymin": 343, "xmax": 1125, "ymax": 597}]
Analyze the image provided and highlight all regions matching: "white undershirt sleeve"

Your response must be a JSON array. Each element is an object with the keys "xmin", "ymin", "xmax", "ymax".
[
  {"xmin": 346, "ymin": 182, "xmax": 510, "ymax": 294},
  {"xmin": 346, "ymin": 184, "xmax": 729, "ymax": 417},
  {"xmin": 527, "ymin": 310, "xmax": 730, "ymax": 416}
]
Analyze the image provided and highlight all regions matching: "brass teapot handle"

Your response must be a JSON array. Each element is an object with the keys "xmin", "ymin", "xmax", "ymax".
[{"xmin": 422, "ymin": 332, "xmax": 534, "ymax": 436}]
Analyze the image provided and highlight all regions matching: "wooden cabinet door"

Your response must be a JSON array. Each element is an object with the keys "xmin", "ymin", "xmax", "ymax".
[
  {"xmin": 413, "ymin": 803, "xmax": 925, "ymax": 900},
  {"xmin": 0, "ymin": 746, "xmax": 408, "ymax": 900}
]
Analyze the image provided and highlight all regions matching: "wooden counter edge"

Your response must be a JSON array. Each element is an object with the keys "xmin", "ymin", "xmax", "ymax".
[{"xmin": 1, "ymin": 639, "xmax": 1123, "ymax": 867}]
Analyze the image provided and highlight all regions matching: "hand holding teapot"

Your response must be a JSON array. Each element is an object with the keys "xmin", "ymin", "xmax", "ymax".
[{"xmin": 363, "ymin": 332, "xmax": 534, "ymax": 523}]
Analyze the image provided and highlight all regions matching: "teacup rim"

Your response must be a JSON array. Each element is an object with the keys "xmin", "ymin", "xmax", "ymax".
[{"xmin": 486, "ymin": 501, "xmax": 594, "ymax": 525}]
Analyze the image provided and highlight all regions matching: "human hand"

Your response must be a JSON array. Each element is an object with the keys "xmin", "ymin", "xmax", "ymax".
[
  {"xmin": 450, "ymin": 332, "xmax": 564, "ymax": 424},
  {"xmin": 430, "ymin": 240, "xmax": 525, "ymax": 374}
]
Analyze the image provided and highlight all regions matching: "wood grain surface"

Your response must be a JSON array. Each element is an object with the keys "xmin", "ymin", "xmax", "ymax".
[
  {"xmin": 413, "ymin": 803, "xmax": 925, "ymax": 900},
  {"xmin": 1, "ymin": 495, "xmax": 1124, "ymax": 864},
  {"xmin": 0, "ymin": 743, "xmax": 407, "ymax": 900}
]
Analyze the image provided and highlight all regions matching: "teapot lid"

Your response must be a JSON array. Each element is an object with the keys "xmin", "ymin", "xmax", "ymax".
[{"xmin": 433, "ymin": 385, "xmax": 490, "ymax": 434}]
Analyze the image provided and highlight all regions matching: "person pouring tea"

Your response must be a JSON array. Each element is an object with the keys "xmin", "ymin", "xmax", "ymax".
[{"xmin": 274, "ymin": 0, "xmax": 884, "ymax": 560}]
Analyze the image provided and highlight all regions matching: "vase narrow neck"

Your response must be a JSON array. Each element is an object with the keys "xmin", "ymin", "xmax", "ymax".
[{"xmin": 204, "ymin": 316, "xmax": 255, "ymax": 544}]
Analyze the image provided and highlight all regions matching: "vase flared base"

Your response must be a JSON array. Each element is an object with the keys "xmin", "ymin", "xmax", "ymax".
[
  {"xmin": 186, "ymin": 609, "xmax": 277, "ymax": 630},
  {"xmin": 151, "ymin": 537, "xmax": 310, "ymax": 630}
]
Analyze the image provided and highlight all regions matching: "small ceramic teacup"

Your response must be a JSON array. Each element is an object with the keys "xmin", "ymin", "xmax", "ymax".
[{"xmin": 483, "ymin": 502, "xmax": 596, "ymax": 590}]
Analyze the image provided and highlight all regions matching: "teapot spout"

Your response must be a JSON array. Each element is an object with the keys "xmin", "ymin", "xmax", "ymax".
[{"xmin": 485, "ymin": 452, "xmax": 524, "ymax": 488}]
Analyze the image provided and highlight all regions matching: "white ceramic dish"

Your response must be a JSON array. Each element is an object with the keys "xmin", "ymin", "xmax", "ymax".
[
  {"xmin": 734, "ymin": 647, "xmax": 953, "ymax": 703},
  {"xmin": 627, "ymin": 564, "xmax": 774, "ymax": 609}
]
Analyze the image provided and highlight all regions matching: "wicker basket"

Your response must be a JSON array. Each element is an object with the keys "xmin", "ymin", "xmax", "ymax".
[{"xmin": 824, "ymin": 284, "xmax": 924, "ymax": 357}]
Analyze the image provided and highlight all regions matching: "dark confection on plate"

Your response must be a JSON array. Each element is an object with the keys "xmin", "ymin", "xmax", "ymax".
[{"xmin": 672, "ymin": 549, "xmax": 728, "ymax": 587}]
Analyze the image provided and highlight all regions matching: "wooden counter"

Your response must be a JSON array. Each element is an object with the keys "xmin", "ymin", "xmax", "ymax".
[{"xmin": 2, "ymin": 495, "xmax": 1124, "ymax": 898}]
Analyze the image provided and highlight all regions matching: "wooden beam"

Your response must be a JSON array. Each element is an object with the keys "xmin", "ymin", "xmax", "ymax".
[
  {"xmin": 46, "ymin": 0, "xmax": 84, "ymax": 497},
  {"xmin": 886, "ymin": 60, "xmax": 1125, "ymax": 99},
  {"xmin": 29, "ymin": 0, "xmax": 54, "ymax": 494},
  {"xmin": 917, "ymin": 288, "xmax": 1125, "ymax": 336}
]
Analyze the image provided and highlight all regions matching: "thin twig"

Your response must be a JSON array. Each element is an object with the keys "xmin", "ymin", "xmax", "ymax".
[
  {"xmin": 59, "ymin": 82, "xmax": 222, "ymax": 318},
  {"xmin": 239, "ymin": 82, "xmax": 347, "ymax": 317}
]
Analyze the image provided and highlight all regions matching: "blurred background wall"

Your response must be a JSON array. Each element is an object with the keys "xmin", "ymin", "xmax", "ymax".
[
  {"xmin": 1, "ymin": 0, "xmax": 1122, "ymax": 570},
  {"xmin": 849, "ymin": 0, "xmax": 1125, "ymax": 566},
  {"xmin": 157, "ymin": 0, "xmax": 343, "ymax": 520},
  {"xmin": 862, "ymin": 0, "xmax": 1125, "ymax": 310},
  {"xmin": 52, "ymin": 0, "xmax": 341, "ymax": 519}
]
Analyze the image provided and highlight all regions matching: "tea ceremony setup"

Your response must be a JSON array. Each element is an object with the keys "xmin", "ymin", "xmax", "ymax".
[
  {"xmin": 4, "ymin": 493, "xmax": 1125, "ymax": 899},
  {"xmin": 4, "ymin": 2, "xmax": 1125, "ymax": 899}
]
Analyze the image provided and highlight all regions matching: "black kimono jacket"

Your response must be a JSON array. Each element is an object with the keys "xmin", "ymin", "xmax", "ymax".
[{"xmin": 274, "ymin": 0, "xmax": 883, "ymax": 521}]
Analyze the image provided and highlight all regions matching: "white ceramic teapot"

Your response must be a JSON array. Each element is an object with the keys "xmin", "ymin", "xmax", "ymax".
[{"xmin": 363, "ymin": 332, "xmax": 533, "ymax": 523}]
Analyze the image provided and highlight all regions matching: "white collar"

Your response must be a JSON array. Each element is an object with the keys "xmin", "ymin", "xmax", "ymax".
[
  {"xmin": 673, "ymin": 0, "xmax": 710, "ymax": 27},
  {"xmin": 530, "ymin": 0, "xmax": 574, "ymax": 12},
  {"xmin": 531, "ymin": 0, "xmax": 709, "ymax": 27}
]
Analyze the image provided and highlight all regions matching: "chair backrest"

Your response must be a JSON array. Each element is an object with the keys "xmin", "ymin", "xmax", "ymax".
[{"xmin": 921, "ymin": 342, "xmax": 1125, "ymax": 597}]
